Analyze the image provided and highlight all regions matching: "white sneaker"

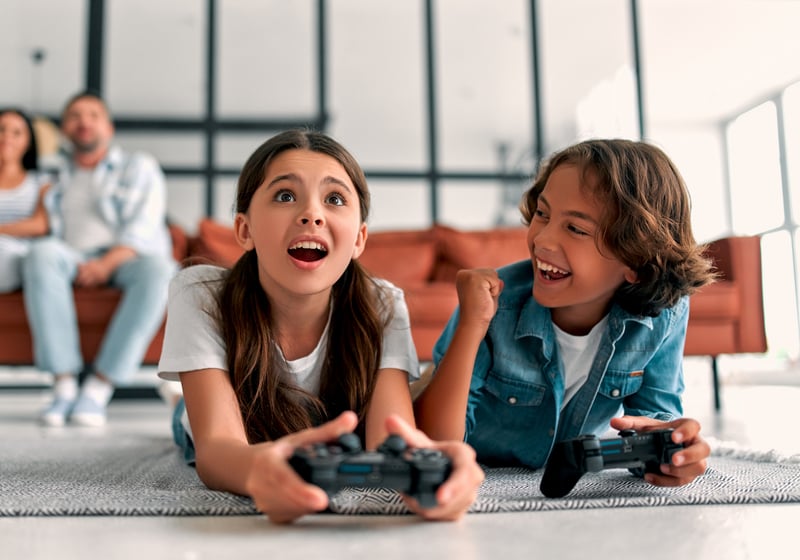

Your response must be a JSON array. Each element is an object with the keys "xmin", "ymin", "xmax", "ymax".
[
  {"xmin": 39, "ymin": 397, "xmax": 76, "ymax": 427},
  {"xmin": 70, "ymin": 392, "xmax": 108, "ymax": 427}
]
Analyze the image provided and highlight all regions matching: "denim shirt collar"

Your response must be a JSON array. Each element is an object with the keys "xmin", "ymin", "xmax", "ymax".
[{"xmin": 514, "ymin": 291, "xmax": 655, "ymax": 357}]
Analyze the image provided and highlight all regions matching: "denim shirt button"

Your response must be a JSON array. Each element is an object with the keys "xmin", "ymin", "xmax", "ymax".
[
  {"xmin": 611, "ymin": 388, "xmax": 621, "ymax": 397},
  {"xmin": 508, "ymin": 396, "xmax": 518, "ymax": 405},
  {"xmin": 548, "ymin": 428, "xmax": 555, "ymax": 437}
]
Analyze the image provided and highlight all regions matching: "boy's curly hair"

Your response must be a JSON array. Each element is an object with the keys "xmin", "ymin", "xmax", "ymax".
[{"xmin": 520, "ymin": 139, "xmax": 716, "ymax": 317}]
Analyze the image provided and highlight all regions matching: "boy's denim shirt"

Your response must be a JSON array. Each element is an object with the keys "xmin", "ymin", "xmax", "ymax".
[{"xmin": 432, "ymin": 259, "xmax": 687, "ymax": 469}]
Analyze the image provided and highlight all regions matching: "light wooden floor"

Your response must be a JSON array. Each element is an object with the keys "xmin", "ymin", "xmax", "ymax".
[{"xmin": 1, "ymin": 355, "xmax": 799, "ymax": 560}]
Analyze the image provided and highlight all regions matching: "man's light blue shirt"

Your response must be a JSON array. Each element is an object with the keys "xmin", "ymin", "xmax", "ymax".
[
  {"xmin": 44, "ymin": 145, "xmax": 172, "ymax": 258},
  {"xmin": 432, "ymin": 259, "xmax": 687, "ymax": 469}
]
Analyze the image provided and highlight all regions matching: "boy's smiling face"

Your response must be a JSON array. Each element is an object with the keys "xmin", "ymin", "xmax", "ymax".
[{"xmin": 527, "ymin": 164, "xmax": 637, "ymax": 335}]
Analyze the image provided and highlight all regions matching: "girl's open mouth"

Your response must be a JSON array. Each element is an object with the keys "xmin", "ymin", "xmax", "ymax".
[{"xmin": 288, "ymin": 241, "xmax": 328, "ymax": 262}]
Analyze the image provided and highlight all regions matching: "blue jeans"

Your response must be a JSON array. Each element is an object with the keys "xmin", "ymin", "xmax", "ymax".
[
  {"xmin": 172, "ymin": 398, "xmax": 196, "ymax": 465},
  {"xmin": 22, "ymin": 237, "xmax": 176, "ymax": 384}
]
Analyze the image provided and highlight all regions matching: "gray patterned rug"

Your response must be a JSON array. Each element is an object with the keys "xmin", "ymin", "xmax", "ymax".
[{"xmin": 1, "ymin": 435, "xmax": 798, "ymax": 517}]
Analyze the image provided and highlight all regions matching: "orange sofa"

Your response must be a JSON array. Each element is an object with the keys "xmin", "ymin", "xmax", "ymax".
[{"xmin": 0, "ymin": 220, "xmax": 765, "ymax": 410}]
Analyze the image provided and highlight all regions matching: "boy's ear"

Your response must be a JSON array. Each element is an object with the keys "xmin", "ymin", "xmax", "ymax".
[
  {"xmin": 351, "ymin": 223, "xmax": 368, "ymax": 260},
  {"xmin": 233, "ymin": 213, "xmax": 255, "ymax": 251},
  {"xmin": 624, "ymin": 268, "xmax": 638, "ymax": 284}
]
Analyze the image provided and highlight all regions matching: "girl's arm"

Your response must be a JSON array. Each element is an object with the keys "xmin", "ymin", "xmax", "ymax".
[
  {"xmin": 414, "ymin": 268, "xmax": 503, "ymax": 441},
  {"xmin": 0, "ymin": 184, "xmax": 50, "ymax": 237},
  {"xmin": 180, "ymin": 368, "xmax": 358, "ymax": 524},
  {"xmin": 179, "ymin": 368, "xmax": 255, "ymax": 495},
  {"xmin": 364, "ymin": 368, "xmax": 415, "ymax": 449}
]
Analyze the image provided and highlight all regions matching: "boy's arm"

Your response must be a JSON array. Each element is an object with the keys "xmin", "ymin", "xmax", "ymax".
[
  {"xmin": 622, "ymin": 298, "xmax": 690, "ymax": 420},
  {"xmin": 414, "ymin": 268, "xmax": 503, "ymax": 441}
]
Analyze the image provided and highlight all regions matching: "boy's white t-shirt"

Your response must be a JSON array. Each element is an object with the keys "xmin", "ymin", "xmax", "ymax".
[
  {"xmin": 553, "ymin": 315, "xmax": 609, "ymax": 408},
  {"xmin": 157, "ymin": 264, "xmax": 420, "ymax": 437}
]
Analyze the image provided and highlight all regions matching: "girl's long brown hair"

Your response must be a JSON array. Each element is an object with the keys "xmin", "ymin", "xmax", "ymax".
[
  {"xmin": 217, "ymin": 130, "xmax": 390, "ymax": 443},
  {"xmin": 520, "ymin": 139, "xmax": 716, "ymax": 317}
]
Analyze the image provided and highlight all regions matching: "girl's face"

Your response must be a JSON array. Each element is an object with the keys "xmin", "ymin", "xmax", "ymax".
[
  {"xmin": 0, "ymin": 112, "xmax": 31, "ymax": 166},
  {"xmin": 527, "ymin": 164, "xmax": 637, "ymax": 335},
  {"xmin": 234, "ymin": 148, "xmax": 367, "ymax": 302}
]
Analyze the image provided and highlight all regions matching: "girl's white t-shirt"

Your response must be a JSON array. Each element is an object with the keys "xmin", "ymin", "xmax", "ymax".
[{"xmin": 157, "ymin": 265, "xmax": 420, "ymax": 436}]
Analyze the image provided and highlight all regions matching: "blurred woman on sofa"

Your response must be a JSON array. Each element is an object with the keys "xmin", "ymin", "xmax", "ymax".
[{"xmin": 0, "ymin": 108, "xmax": 50, "ymax": 292}]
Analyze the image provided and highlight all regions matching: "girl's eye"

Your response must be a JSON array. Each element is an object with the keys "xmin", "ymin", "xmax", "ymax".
[
  {"xmin": 326, "ymin": 192, "xmax": 346, "ymax": 206},
  {"xmin": 533, "ymin": 208, "xmax": 548, "ymax": 221},
  {"xmin": 274, "ymin": 190, "xmax": 295, "ymax": 203}
]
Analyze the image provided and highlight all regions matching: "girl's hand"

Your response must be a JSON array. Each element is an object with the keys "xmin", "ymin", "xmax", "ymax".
[
  {"xmin": 384, "ymin": 414, "xmax": 484, "ymax": 521},
  {"xmin": 609, "ymin": 415, "xmax": 710, "ymax": 487},
  {"xmin": 245, "ymin": 411, "xmax": 359, "ymax": 524},
  {"xmin": 455, "ymin": 268, "xmax": 504, "ymax": 331}
]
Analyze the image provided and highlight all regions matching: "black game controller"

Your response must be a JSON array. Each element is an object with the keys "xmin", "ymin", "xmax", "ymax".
[
  {"xmin": 540, "ymin": 429, "xmax": 685, "ymax": 498},
  {"xmin": 289, "ymin": 432, "xmax": 452, "ymax": 508}
]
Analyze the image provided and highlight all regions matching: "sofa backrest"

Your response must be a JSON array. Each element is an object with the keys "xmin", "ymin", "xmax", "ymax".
[{"xmin": 431, "ymin": 225, "xmax": 529, "ymax": 283}]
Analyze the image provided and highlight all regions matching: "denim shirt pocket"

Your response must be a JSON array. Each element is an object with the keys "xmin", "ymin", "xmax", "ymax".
[
  {"xmin": 480, "ymin": 372, "xmax": 549, "ymax": 432},
  {"xmin": 597, "ymin": 369, "xmax": 645, "ymax": 400},
  {"xmin": 484, "ymin": 371, "xmax": 547, "ymax": 407}
]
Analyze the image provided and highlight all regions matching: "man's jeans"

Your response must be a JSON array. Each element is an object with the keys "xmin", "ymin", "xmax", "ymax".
[{"xmin": 22, "ymin": 238, "xmax": 176, "ymax": 384}]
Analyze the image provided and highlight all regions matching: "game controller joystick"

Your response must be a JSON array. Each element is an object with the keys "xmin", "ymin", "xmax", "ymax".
[
  {"xmin": 540, "ymin": 429, "xmax": 685, "ymax": 498},
  {"xmin": 289, "ymin": 433, "xmax": 452, "ymax": 508}
]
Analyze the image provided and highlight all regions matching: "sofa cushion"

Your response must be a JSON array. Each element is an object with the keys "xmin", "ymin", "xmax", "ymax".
[
  {"xmin": 168, "ymin": 222, "xmax": 190, "ymax": 263},
  {"xmin": 358, "ymin": 229, "xmax": 437, "ymax": 285},
  {"xmin": 688, "ymin": 282, "xmax": 740, "ymax": 319},
  {"xmin": 188, "ymin": 218, "xmax": 244, "ymax": 268},
  {"xmin": 432, "ymin": 225, "xmax": 529, "ymax": 282}
]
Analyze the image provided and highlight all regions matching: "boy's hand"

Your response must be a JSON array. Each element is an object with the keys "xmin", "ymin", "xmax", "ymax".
[
  {"xmin": 455, "ymin": 268, "xmax": 504, "ymax": 330},
  {"xmin": 384, "ymin": 414, "xmax": 484, "ymax": 521},
  {"xmin": 610, "ymin": 415, "xmax": 710, "ymax": 487}
]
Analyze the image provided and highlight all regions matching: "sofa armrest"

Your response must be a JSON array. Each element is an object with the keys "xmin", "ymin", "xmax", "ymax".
[{"xmin": 704, "ymin": 236, "xmax": 767, "ymax": 353}]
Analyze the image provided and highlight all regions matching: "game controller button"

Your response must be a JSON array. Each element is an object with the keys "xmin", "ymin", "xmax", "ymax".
[
  {"xmin": 618, "ymin": 429, "xmax": 637, "ymax": 437},
  {"xmin": 337, "ymin": 433, "xmax": 363, "ymax": 453},
  {"xmin": 380, "ymin": 434, "xmax": 407, "ymax": 455},
  {"xmin": 412, "ymin": 449, "xmax": 443, "ymax": 462}
]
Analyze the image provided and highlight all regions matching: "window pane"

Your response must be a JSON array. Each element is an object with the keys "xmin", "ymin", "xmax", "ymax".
[
  {"xmin": 0, "ymin": 0, "xmax": 85, "ymax": 114},
  {"xmin": 166, "ymin": 177, "xmax": 206, "ymax": 236},
  {"xmin": 539, "ymin": 0, "xmax": 636, "ymax": 151},
  {"xmin": 782, "ymin": 82, "xmax": 800, "ymax": 225},
  {"xmin": 368, "ymin": 181, "xmax": 432, "ymax": 231},
  {"xmin": 115, "ymin": 132, "xmax": 205, "ymax": 168},
  {"xmin": 328, "ymin": 0, "xmax": 426, "ymax": 169},
  {"xmin": 213, "ymin": 176, "xmax": 239, "ymax": 224},
  {"xmin": 217, "ymin": 0, "xmax": 316, "ymax": 117},
  {"xmin": 105, "ymin": 0, "xmax": 205, "ymax": 116},
  {"xmin": 761, "ymin": 231, "xmax": 800, "ymax": 361},
  {"xmin": 436, "ymin": 0, "xmax": 533, "ymax": 170},
  {"xmin": 439, "ymin": 180, "xmax": 512, "ymax": 229},
  {"xmin": 726, "ymin": 101, "xmax": 784, "ymax": 234},
  {"xmin": 651, "ymin": 131, "xmax": 729, "ymax": 243},
  {"xmin": 215, "ymin": 133, "xmax": 282, "ymax": 170}
]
